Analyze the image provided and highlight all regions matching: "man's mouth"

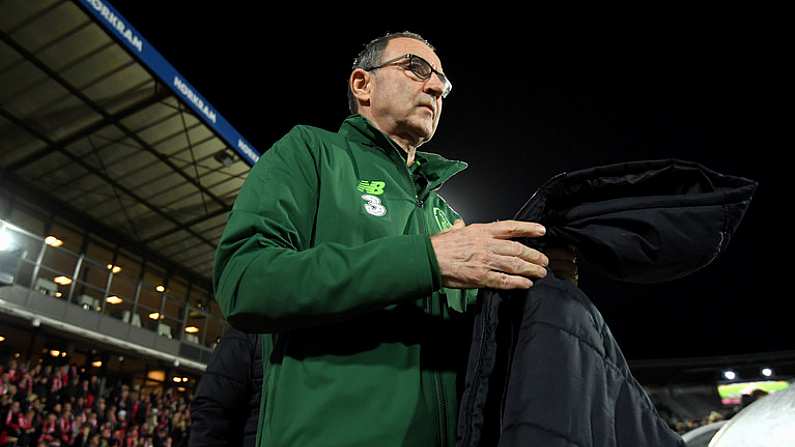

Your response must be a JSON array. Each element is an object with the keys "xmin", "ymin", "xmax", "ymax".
[{"xmin": 418, "ymin": 104, "xmax": 434, "ymax": 115}]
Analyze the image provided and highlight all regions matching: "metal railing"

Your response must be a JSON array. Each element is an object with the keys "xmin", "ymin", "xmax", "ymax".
[{"xmin": 0, "ymin": 219, "xmax": 226, "ymax": 350}]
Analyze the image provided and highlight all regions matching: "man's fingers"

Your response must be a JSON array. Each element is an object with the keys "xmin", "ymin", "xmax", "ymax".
[
  {"xmin": 483, "ymin": 271, "xmax": 533, "ymax": 289},
  {"xmin": 434, "ymin": 219, "xmax": 553, "ymax": 290},
  {"xmin": 490, "ymin": 240, "xmax": 549, "ymax": 267},
  {"xmin": 486, "ymin": 220, "xmax": 546, "ymax": 239},
  {"xmin": 486, "ymin": 254, "xmax": 547, "ymax": 279}
]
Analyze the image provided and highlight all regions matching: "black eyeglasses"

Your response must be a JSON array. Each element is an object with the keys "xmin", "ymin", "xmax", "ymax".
[{"xmin": 363, "ymin": 53, "xmax": 452, "ymax": 98}]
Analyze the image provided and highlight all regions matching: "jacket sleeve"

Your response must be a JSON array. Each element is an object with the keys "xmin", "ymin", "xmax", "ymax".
[
  {"xmin": 188, "ymin": 328, "xmax": 252, "ymax": 447},
  {"xmin": 213, "ymin": 126, "xmax": 439, "ymax": 332}
]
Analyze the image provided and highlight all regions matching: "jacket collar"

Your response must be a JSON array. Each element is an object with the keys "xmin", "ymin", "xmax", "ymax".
[{"xmin": 338, "ymin": 114, "xmax": 469, "ymax": 191}]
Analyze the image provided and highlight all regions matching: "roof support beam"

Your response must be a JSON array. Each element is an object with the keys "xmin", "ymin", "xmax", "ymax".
[
  {"xmin": 0, "ymin": 105, "xmax": 217, "ymax": 253},
  {"xmin": 0, "ymin": 30, "xmax": 229, "ymax": 210},
  {"xmin": 5, "ymin": 86, "xmax": 171, "ymax": 172}
]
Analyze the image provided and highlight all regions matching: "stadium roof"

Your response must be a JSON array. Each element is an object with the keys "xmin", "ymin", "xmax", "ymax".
[{"xmin": 0, "ymin": 0, "xmax": 261, "ymax": 286}]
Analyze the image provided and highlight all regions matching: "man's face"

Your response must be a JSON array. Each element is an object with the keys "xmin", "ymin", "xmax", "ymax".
[{"xmin": 368, "ymin": 37, "xmax": 447, "ymax": 145}]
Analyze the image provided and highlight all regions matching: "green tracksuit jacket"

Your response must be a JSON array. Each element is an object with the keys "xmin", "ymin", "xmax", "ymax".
[{"xmin": 213, "ymin": 114, "xmax": 478, "ymax": 446}]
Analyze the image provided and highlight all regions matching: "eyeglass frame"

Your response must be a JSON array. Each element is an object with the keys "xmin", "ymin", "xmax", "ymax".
[{"xmin": 362, "ymin": 53, "xmax": 452, "ymax": 98}]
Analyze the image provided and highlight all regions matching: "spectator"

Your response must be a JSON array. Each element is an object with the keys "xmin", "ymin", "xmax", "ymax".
[
  {"xmin": 0, "ymin": 357, "xmax": 191, "ymax": 447},
  {"xmin": 189, "ymin": 327, "xmax": 260, "ymax": 447}
]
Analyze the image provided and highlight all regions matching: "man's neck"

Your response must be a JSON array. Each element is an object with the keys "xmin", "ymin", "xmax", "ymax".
[
  {"xmin": 360, "ymin": 114, "xmax": 420, "ymax": 167},
  {"xmin": 390, "ymin": 134, "xmax": 418, "ymax": 167}
]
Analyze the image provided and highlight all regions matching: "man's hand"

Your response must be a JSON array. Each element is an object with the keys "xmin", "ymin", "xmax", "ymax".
[{"xmin": 430, "ymin": 220, "xmax": 549, "ymax": 290}]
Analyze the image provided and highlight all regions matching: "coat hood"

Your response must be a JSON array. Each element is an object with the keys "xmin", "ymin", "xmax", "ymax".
[{"xmin": 515, "ymin": 159, "xmax": 757, "ymax": 284}]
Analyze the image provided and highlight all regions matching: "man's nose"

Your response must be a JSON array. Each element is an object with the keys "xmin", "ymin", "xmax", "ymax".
[{"xmin": 423, "ymin": 73, "xmax": 445, "ymax": 98}]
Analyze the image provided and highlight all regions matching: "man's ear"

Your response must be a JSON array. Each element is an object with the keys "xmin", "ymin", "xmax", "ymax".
[{"xmin": 350, "ymin": 68, "xmax": 372, "ymax": 109}]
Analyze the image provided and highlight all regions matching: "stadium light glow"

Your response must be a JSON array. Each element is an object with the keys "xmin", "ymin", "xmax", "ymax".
[
  {"xmin": 156, "ymin": 285, "xmax": 166, "ymax": 293},
  {"xmin": 105, "ymin": 295, "xmax": 123, "ymax": 304},
  {"xmin": 762, "ymin": 368, "xmax": 773, "ymax": 377},
  {"xmin": 147, "ymin": 370, "xmax": 165, "ymax": 382},
  {"xmin": 724, "ymin": 370, "xmax": 737, "ymax": 381},
  {"xmin": 45, "ymin": 236, "xmax": 63, "ymax": 247},
  {"xmin": 54, "ymin": 276, "xmax": 72, "ymax": 285},
  {"xmin": 0, "ymin": 230, "xmax": 13, "ymax": 251}
]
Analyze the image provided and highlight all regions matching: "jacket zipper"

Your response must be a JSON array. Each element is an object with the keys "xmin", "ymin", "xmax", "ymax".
[
  {"xmin": 423, "ymin": 296, "xmax": 448, "ymax": 447},
  {"xmin": 436, "ymin": 296, "xmax": 450, "ymax": 447},
  {"xmin": 392, "ymin": 145, "xmax": 449, "ymax": 446},
  {"xmin": 416, "ymin": 194, "xmax": 448, "ymax": 447}
]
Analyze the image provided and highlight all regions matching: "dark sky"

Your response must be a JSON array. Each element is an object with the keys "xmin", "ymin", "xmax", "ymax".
[{"xmin": 108, "ymin": 4, "xmax": 784, "ymax": 360}]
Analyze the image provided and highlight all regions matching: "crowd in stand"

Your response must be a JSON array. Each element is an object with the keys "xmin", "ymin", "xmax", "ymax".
[
  {"xmin": 4, "ymin": 352, "xmax": 781, "ymax": 445},
  {"xmin": 661, "ymin": 389, "xmax": 771, "ymax": 435},
  {"xmin": 667, "ymin": 409, "xmax": 730, "ymax": 434},
  {"xmin": 0, "ymin": 357, "xmax": 190, "ymax": 447}
]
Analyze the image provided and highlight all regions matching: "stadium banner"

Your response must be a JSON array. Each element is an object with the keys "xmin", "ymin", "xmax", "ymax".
[{"xmin": 78, "ymin": 0, "xmax": 261, "ymax": 166}]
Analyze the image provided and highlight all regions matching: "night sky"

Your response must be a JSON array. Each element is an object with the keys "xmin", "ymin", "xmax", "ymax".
[{"xmin": 107, "ymin": 4, "xmax": 784, "ymax": 361}]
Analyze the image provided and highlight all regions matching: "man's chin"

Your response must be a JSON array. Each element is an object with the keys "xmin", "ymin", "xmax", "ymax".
[{"xmin": 408, "ymin": 119, "xmax": 435, "ymax": 144}]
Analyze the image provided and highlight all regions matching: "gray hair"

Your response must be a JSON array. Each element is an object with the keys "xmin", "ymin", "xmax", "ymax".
[{"xmin": 347, "ymin": 31, "xmax": 436, "ymax": 114}]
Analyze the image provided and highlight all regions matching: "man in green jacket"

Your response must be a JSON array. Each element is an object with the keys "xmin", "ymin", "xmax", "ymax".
[{"xmin": 213, "ymin": 32, "xmax": 552, "ymax": 446}]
